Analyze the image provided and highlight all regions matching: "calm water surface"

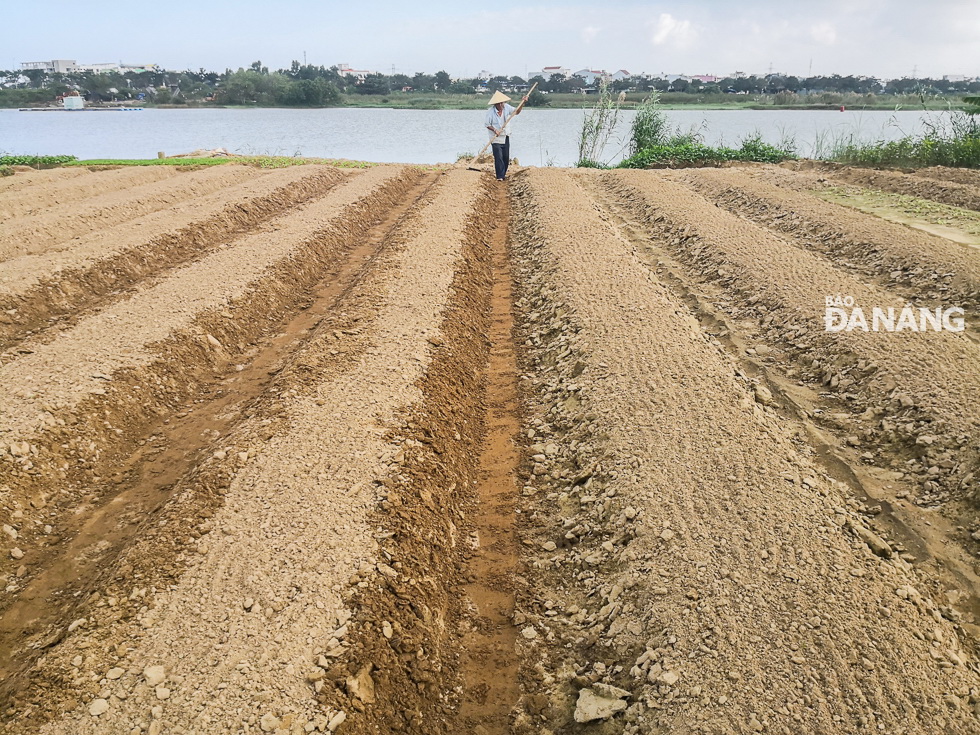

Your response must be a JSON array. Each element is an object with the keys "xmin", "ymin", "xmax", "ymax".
[{"xmin": 0, "ymin": 107, "xmax": 948, "ymax": 167}]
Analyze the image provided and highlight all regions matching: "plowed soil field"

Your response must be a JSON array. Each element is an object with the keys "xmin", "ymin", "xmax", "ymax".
[{"xmin": 1, "ymin": 163, "xmax": 979, "ymax": 735}]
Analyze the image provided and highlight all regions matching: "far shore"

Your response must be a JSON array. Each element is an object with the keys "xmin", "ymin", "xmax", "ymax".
[{"xmin": 3, "ymin": 91, "xmax": 961, "ymax": 113}]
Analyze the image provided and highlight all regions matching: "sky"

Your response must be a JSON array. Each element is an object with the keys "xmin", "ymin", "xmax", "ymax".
[{"xmin": 4, "ymin": 0, "xmax": 979, "ymax": 80}]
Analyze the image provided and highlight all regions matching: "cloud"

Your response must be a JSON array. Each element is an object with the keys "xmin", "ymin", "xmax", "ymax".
[
  {"xmin": 650, "ymin": 13, "xmax": 697, "ymax": 48},
  {"xmin": 580, "ymin": 25, "xmax": 600, "ymax": 44},
  {"xmin": 810, "ymin": 22, "xmax": 838, "ymax": 45}
]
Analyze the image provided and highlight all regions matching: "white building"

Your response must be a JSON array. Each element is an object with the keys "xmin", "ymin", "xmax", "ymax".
[
  {"xmin": 540, "ymin": 66, "xmax": 570, "ymax": 79},
  {"xmin": 73, "ymin": 62, "xmax": 160, "ymax": 73},
  {"xmin": 336, "ymin": 63, "xmax": 377, "ymax": 81},
  {"xmin": 573, "ymin": 69, "xmax": 609, "ymax": 85},
  {"xmin": 477, "ymin": 70, "xmax": 493, "ymax": 80},
  {"xmin": 21, "ymin": 59, "xmax": 77, "ymax": 73},
  {"xmin": 20, "ymin": 60, "xmax": 160, "ymax": 74},
  {"xmin": 610, "ymin": 69, "xmax": 632, "ymax": 81}
]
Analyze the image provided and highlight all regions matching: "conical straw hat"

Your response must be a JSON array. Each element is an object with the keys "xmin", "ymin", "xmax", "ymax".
[{"xmin": 488, "ymin": 91, "xmax": 511, "ymax": 105}]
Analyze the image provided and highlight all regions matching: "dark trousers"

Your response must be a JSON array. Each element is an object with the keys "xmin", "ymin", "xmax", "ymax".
[{"xmin": 492, "ymin": 136, "xmax": 510, "ymax": 179}]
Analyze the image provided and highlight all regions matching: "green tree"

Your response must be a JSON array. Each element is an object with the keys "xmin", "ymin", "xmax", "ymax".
[
  {"xmin": 526, "ymin": 89, "xmax": 549, "ymax": 107},
  {"xmin": 434, "ymin": 70, "xmax": 452, "ymax": 90},
  {"xmin": 448, "ymin": 80, "xmax": 474, "ymax": 94},
  {"xmin": 355, "ymin": 73, "xmax": 391, "ymax": 95}
]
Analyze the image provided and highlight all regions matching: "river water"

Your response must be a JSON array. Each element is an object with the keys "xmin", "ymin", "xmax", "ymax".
[{"xmin": 0, "ymin": 107, "xmax": 948, "ymax": 167}]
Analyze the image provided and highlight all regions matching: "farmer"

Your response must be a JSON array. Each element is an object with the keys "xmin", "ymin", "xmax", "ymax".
[{"xmin": 485, "ymin": 90, "xmax": 529, "ymax": 181}]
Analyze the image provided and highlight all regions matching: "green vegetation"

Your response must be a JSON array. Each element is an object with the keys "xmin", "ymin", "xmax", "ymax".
[
  {"xmin": 577, "ymin": 92, "xmax": 797, "ymax": 169},
  {"xmin": 628, "ymin": 93, "xmax": 671, "ymax": 155},
  {"xmin": 820, "ymin": 109, "xmax": 980, "ymax": 169},
  {"xmin": 3, "ymin": 63, "xmax": 977, "ymax": 110},
  {"xmin": 619, "ymin": 137, "xmax": 797, "ymax": 168},
  {"xmin": 576, "ymin": 83, "xmax": 621, "ymax": 167},
  {"xmin": 0, "ymin": 165, "xmax": 14, "ymax": 177},
  {"xmin": 0, "ymin": 154, "xmax": 78, "ymax": 166}
]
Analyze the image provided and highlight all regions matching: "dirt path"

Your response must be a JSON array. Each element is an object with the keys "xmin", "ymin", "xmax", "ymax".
[{"xmin": 457, "ymin": 185, "xmax": 522, "ymax": 733}]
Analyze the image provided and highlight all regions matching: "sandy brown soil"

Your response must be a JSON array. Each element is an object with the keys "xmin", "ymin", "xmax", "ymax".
[
  {"xmin": 0, "ymin": 168, "xmax": 90, "ymax": 195},
  {"xmin": 0, "ymin": 167, "xmax": 181, "ymax": 220},
  {"xmin": 0, "ymin": 165, "xmax": 260, "ymax": 259},
  {"xmin": 791, "ymin": 163, "xmax": 980, "ymax": 213},
  {"xmin": 2, "ymin": 162, "xmax": 980, "ymax": 735},
  {"xmin": 509, "ymin": 167, "xmax": 980, "ymax": 735},
  {"xmin": 672, "ymin": 167, "xmax": 980, "ymax": 312},
  {"xmin": 914, "ymin": 167, "xmax": 980, "ymax": 189},
  {"xmin": 0, "ymin": 165, "xmax": 349, "ymax": 350}
]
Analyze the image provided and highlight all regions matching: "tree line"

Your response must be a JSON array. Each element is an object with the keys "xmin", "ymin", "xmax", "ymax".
[{"xmin": 1, "ymin": 61, "xmax": 977, "ymax": 108}]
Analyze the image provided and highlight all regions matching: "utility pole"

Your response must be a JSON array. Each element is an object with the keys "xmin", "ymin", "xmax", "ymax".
[
  {"xmin": 303, "ymin": 50, "xmax": 307, "ymax": 65},
  {"xmin": 911, "ymin": 65, "xmax": 918, "ymax": 79}
]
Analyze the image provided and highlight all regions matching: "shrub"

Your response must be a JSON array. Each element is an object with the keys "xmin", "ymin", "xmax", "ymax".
[
  {"xmin": 0, "ymin": 154, "xmax": 78, "ymax": 167},
  {"xmin": 618, "ymin": 134, "xmax": 795, "ymax": 169},
  {"xmin": 0, "ymin": 165, "xmax": 13, "ymax": 177},
  {"xmin": 829, "ymin": 111, "xmax": 980, "ymax": 168},
  {"xmin": 629, "ymin": 93, "xmax": 671, "ymax": 156}
]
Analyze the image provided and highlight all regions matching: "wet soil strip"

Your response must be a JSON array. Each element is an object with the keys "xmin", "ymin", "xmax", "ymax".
[
  {"xmin": 458, "ymin": 185, "xmax": 522, "ymax": 732},
  {"xmin": 0, "ymin": 172, "xmax": 441, "ymax": 712}
]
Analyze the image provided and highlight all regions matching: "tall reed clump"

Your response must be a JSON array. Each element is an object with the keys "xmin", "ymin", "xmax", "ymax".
[
  {"xmin": 628, "ymin": 92, "xmax": 672, "ymax": 155},
  {"xmin": 576, "ymin": 82, "xmax": 621, "ymax": 168}
]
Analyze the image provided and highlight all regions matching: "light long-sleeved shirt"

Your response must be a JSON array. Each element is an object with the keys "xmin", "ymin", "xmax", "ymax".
[{"xmin": 486, "ymin": 103, "xmax": 516, "ymax": 144}]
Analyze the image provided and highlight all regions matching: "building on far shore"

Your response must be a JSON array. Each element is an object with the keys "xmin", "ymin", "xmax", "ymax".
[
  {"xmin": 20, "ymin": 60, "xmax": 160, "ymax": 74},
  {"xmin": 74, "ymin": 62, "xmax": 160, "ymax": 73},
  {"xmin": 336, "ymin": 63, "xmax": 377, "ymax": 81},
  {"xmin": 573, "ymin": 69, "xmax": 609, "ymax": 84},
  {"xmin": 21, "ymin": 60, "xmax": 77, "ymax": 73},
  {"xmin": 540, "ymin": 65, "xmax": 570, "ymax": 79}
]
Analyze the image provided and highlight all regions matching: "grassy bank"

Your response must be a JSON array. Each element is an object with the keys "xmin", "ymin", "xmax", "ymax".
[{"xmin": 818, "ymin": 112, "xmax": 980, "ymax": 168}]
